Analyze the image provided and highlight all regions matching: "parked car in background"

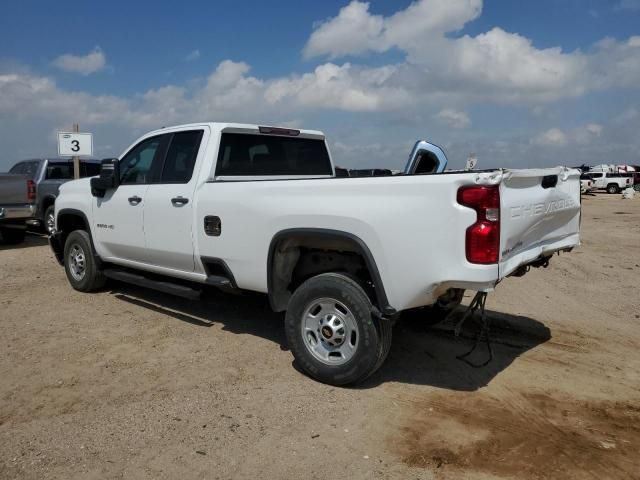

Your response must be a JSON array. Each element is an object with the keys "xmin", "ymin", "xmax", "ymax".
[
  {"xmin": 580, "ymin": 173, "xmax": 596, "ymax": 194},
  {"xmin": 0, "ymin": 173, "xmax": 35, "ymax": 244},
  {"xmin": 588, "ymin": 171, "xmax": 633, "ymax": 194},
  {"xmin": 8, "ymin": 159, "xmax": 100, "ymax": 234}
]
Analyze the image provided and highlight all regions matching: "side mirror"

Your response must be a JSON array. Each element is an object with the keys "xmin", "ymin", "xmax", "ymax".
[{"xmin": 90, "ymin": 158, "xmax": 120, "ymax": 198}]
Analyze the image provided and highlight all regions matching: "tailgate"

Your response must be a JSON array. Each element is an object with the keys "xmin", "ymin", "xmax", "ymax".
[
  {"xmin": 499, "ymin": 167, "xmax": 580, "ymax": 278},
  {"xmin": 0, "ymin": 174, "xmax": 30, "ymax": 204}
]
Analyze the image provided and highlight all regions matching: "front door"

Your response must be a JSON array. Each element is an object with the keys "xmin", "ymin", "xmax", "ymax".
[
  {"xmin": 143, "ymin": 129, "xmax": 206, "ymax": 272},
  {"xmin": 93, "ymin": 134, "xmax": 169, "ymax": 262}
]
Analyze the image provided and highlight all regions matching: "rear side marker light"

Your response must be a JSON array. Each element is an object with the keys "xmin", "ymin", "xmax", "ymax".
[
  {"xmin": 457, "ymin": 185, "xmax": 500, "ymax": 264},
  {"xmin": 27, "ymin": 179, "xmax": 36, "ymax": 201}
]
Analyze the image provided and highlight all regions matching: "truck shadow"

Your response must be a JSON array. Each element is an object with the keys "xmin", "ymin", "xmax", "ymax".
[
  {"xmin": 0, "ymin": 233, "xmax": 48, "ymax": 250},
  {"xmin": 362, "ymin": 310, "xmax": 551, "ymax": 391},
  {"xmin": 110, "ymin": 284, "xmax": 550, "ymax": 391},
  {"xmin": 111, "ymin": 285, "xmax": 288, "ymax": 345}
]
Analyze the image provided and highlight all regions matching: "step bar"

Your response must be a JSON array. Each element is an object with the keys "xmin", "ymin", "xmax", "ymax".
[{"xmin": 103, "ymin": 268, "xmax": 207, "ymax": 299}]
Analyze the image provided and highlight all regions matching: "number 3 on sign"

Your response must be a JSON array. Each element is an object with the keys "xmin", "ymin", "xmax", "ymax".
[{"xmin": 57, "ymin": 132, "xmax": 93, "ymax": 157}]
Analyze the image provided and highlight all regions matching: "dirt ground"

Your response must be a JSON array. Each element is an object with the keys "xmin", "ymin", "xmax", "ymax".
[{"xmin": 1, "ymin": 193, "xmax": 639, "ymax": 480}]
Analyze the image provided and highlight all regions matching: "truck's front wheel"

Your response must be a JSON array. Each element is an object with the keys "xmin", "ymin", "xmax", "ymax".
[
  {"xmin": 285, "ymin": 273, "xmax": 392, "ymax": 386},
  {"xmin": 63, "ymin": 230, "xmax": 106, "ymax": 292}
]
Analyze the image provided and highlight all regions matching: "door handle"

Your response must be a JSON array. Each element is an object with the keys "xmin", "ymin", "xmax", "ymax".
[
  {"xmin": 171, "ymin": 196, "xmax": 189, "ymax": 206},
  {"xmin": 128, "ymin": 195, "xmax": 142, "ymax": 205}
]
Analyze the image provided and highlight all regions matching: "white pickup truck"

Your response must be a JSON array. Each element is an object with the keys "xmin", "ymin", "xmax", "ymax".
[
  {"xmin": 587, "ymin": 171, "xmax": 633, "ymax": 194},
  {"xmin": 50, "ymin": 123, "xmax": 581, "ymax": 385}
]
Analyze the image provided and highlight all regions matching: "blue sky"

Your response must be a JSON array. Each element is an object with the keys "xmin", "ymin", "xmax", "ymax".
[{"xmin": 1, "ymin": 0, "xmax": 640, "ymax": 171}]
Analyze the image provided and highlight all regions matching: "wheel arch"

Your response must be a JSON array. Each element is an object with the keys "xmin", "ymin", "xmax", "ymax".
[
  {"xmin": 267, "ymin": 228, "xmax": 395, "ymax": 316},
  {"xmin": 54, "ymin": 208, "xmax": 101, "ymax": 267},
  {"xmin": 41, "ymin": 194, "xmax": 57, "ymax": 212}
]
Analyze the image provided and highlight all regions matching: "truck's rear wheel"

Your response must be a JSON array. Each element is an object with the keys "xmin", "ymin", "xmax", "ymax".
[
  {"xmin": 63, "ymin": 230, "xmax": 106, "ymax": 292},
  {"xmin": 0, "ymin": 227, "xmax": 26, "ymax": 244},
  {"xmin": 285, "ymin": 273, "xmax": 391, "ymax": 386},
  {"xmin": 607, "ymin": 184, "xmax": 620, "ymax": 194}
]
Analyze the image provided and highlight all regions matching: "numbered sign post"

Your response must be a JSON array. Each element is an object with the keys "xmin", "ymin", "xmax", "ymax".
[
  {"xmin": 58, "ymin": 128, "xmax": 93, "ymax": 179},
  {"xmin": 57, "ymin": 132, "xmax": 93, "ymax": 156}
]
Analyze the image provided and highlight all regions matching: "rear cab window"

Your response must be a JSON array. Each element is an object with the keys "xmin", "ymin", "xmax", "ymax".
[
  {"xmin": 9, "ymin": 161, "xmax": 40, "ymax": 180},
  {"xmin": 215, "ymin": 132, "xmax": 333, "ymax": 177},
  {"xmin": 46, "ymin": 163, "xmax": 74, "ymax": 180},
  {"xmin": 80, "ymin": 162, "xmax": 101, "ymax": 177}
]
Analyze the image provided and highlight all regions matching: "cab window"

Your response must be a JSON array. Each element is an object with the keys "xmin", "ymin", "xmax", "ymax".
[
  {"xmin": 46, "ymin": 163, "xmax": 73, "ymax": 180},
  {"xmin": 215, "ymin": 133, "xmax": 332, "ymax": 176},
  {"xmin": 159, "ymin": 130, "xmax": 204, "ymax": 183},
  {"xmin": 119, "ymin": 135, "xmax": 168, "ymax": 185}
]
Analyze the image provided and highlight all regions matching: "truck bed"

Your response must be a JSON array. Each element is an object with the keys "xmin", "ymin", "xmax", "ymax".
[
  {"xmin": 194, "ymin": 167, "xmax": 580, "ymax": 311},
  {"xmin": 0, "ymin": 174, "xmax": 30, "ymax": 205}
]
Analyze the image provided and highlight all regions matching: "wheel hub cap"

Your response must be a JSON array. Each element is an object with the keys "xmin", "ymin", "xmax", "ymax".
[
  {"xmin": 301, "ymin": 298, "xmax": 359, "ymax": 365},
  {"xmin": 46, "ymin": 214, "xmax": 55, "ymax": 234},
  {"xmin": 68, "ymin": 244, "xmax": 86, "ymax": 281},
  {"xmin": 320, "ymin": 314, "xmax": 345, "ymax": 346}
]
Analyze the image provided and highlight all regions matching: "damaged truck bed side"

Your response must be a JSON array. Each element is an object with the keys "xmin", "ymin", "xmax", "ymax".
[{"xmin": 49, "ymin": 123, "xmax": 581, "ymax": 385}]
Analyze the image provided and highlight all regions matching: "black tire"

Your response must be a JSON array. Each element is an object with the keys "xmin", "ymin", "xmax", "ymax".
[
  {"xmin": 285, "ymin": 273, "xmax": 392, "ymax": 386},
  {"xmin": 607, "ymin": 184, "xmax": 619, "ymax": 194},
  {"xmin": 63, "ymin": 230, "xmax": 106, "ymax": 292},
  {"xmin": 0, "ymin": 227, "xmax": 26, "ymax": 244},
  {"xmin": 44, "ymin": 205, "xmax": 56, "ymax": 235},
  {"xmin": 634, "ymin": 184, "xmax": 640, "ymax": 192}
]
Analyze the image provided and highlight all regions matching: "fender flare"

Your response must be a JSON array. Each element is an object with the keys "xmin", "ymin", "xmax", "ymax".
[
  {"xmin": 55, "ymin": 208, "xmax": 102, "ymax": 267},
  {"xmin": 266, "ymin": 228, "xmax": 395, "ymax": 315},
  {"xmin": 38, "ymin": 194, "xmax": 57, "ymax": 220}
]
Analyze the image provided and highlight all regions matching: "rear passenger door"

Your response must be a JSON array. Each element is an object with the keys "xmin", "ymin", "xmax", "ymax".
[{"xmin": 143, "ymin": 128, "xmax": 206, "ymax": 272}]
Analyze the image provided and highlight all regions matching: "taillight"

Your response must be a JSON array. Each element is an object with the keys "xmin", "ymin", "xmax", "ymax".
[
  {"xmin": 457, "ymin": 185, "xmax": 500, "ymax": 264},
  {"xmin": 27, "ymin": 179, "xmax": 36, "ymax": 201}
]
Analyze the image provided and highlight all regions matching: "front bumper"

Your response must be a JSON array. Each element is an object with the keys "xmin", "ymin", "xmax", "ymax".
[
  {"xmin": 0, "ymin": 204, "xmax": 35, "ymax": 221},
  {"xmin": 49, "ymin": 231, "xmax": 64, "ymax": 266}
]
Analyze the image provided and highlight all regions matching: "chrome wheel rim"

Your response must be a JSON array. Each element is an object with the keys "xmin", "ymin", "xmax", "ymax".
[
  {"xmin": 301, "ymin": 297, "xmax": 359, "ymax": 366},
  {"xmin": 68, "ymin": 244, "xmax": 86, "ymax": 281},
  {"xmin": 46, "ymin": 212, "xmax": 55, "ymax": 235}
]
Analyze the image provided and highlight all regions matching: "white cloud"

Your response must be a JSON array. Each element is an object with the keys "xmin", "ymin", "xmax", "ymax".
[
  {"xmin": 265, "ymin": 63, "xmax": 410, "ymax": 112},
  {"xmin": 532, "ymin": 124, "xmax": 603, "ymax": 147},
  {"xmin": 617, "ymin": 0, "xmax": 640, "ymax": 10},
  {"xmin": 303, "ymin": 1, "xmax": 387, "ymax": 59},
  {"xmin": 303, "ymin": 0, "xmax": 640, "ymax": 105},
  {"xmin": 534, "ymin": 128, "xmax": 567, "ymax": 147},
  {"xmin": 3, "ymin": 1, "xmax": 640, "ymax": 170},
  {"xmin": 434, "ymin": 108, "xmax": 470, "ymax": 128},
  {"xmin": 304, "ymin": 0, "xmax": 481, "ymax": 58},
  {"xmin": 184, "ymin": 49, "xmax": 201, "ymax": 62},
  {"xmin": 614, "ymin": 108, "xmax": 639, "ymax": 123},
  {"xmin": 52, "ymin": 47, "xmax": 106, "ymax": 75}
]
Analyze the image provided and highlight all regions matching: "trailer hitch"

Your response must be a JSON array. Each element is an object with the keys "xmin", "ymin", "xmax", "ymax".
[{"xmin": 454, "ymin": 291, "xmax": 493, "ymax": 368}]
